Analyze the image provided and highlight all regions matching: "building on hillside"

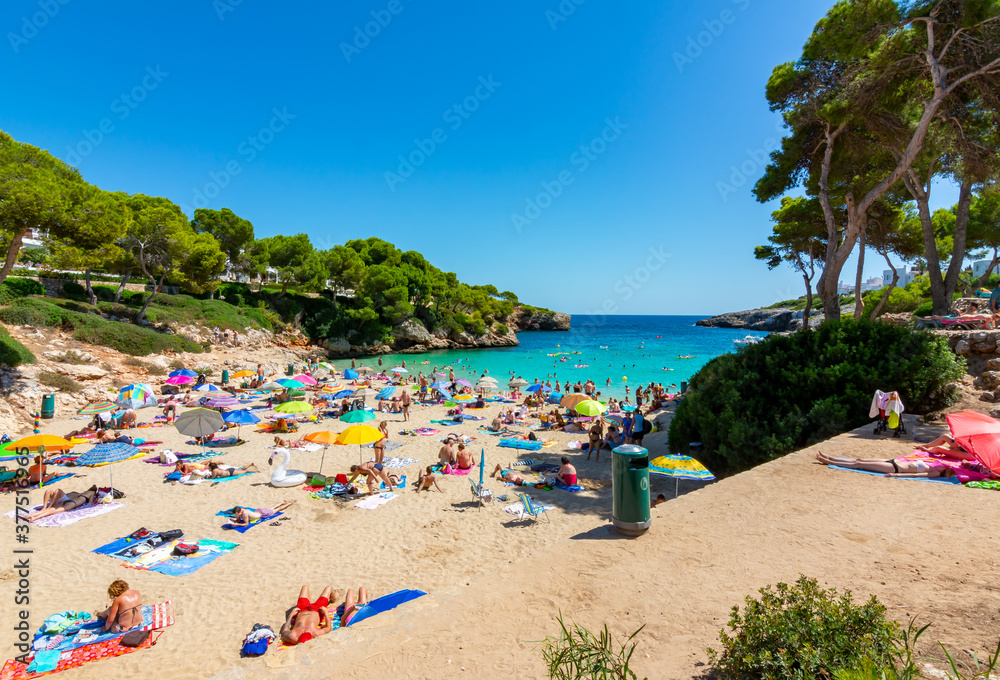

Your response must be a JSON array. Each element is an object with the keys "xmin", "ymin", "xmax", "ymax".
[
  {"xmin": 21, "ymin": 228, "xmax": 48, "ymax": 250},
  {"xmin": 973, "ymin": 259, "xmax": 997, "ymax": 280},
  {"xmin": 836, "ymin": 277, "xmax": 884, "ymax": 296},
  {"xmin": 882, "ymin": 265, "xmax": 918, "ymax": 288}
]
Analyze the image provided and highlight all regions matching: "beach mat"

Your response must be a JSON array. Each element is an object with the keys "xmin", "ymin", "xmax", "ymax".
[
  {"xmin": 361, "ymin": 441, "xmax": 405, "ymax": 452},
  {"xmin": 210, "ymin": 471, "xmax": 257, "ymax": 484},
  {"xmin": 355, "ymin": 492, "xmax": 398, "ymax": 509},
  {"xmin": 0, "ymin": 634, "xmax": 157, "ymax": 680},
  {"xmin": 4, "ymin": 502, "xmax": 124, "ymax": 527},
  {"xmin": 216, "ymin": 508, "xmax": 283, "ymax": 532},
  {"xmin": 499, "ymin": 439, "xmax": 542, "ymax": 451},
  {"xmin": 143, "ymin": 451, "xmax": 222, "ymax": 466},
  {"xmin": 123, "ymin": 539, "xmax": 238, "ymax": 576},
  {"xmin": 344, "ymin": 589, "xmax": 427, "ymax": 627},
  {"xmin": 826, "ymin": 464, "xmax": 962, "ymax": 484}
]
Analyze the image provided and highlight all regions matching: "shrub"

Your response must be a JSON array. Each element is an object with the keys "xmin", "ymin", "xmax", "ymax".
[
  {"xmin": 912, "ymin": 300, "xmax": 934, "ymax": 318},
  {"xmin": 496, "ymin": 323, "xmax": 510, "ymax": 335},
  {"xmin": 169, "ymin": 359, "xmax": 185, "ymax": 370},
  {"xmin": 669, "ymin": 320, "xmax": 966, "ymax": 474},
  {"xmin": 540, "ymin": 614, "xmax": 647, "ymax": 680},
  {"xmin": 0, "ymin": 325, "xmax": 35, "ymax": 367},
  {"xmin": 708, "ymin": 576, "xmax": 899, "ymax": 680},
  {"xmin": 38, "ymin": 370, "xmax": 83, "ymax": 393},
  {"xmin": 124, "ymin": 357, "xmax": 166, "ymax": 375},
  {"xmin": 54, "ymin": 351, "xmax": 89, "ymax": 365},
  {"xmin": 0, "ymin": 277, "xmax": 45, "ymax": 305},
  {"xmin": 62, "ymin": 281, "xmax": 89, "ymax": 302}
]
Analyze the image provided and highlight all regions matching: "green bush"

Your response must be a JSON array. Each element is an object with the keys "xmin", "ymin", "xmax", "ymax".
[
  {"xmin": 0, "ymin": 325, "xmax": 35, "ymax": 367},
  {"xmin": 862, "ymin": 287, "xmax": 924, "ymax": 316},
  {"xmin": 912, "ymin": 300, "xmax": 934, "ymax": 318},
  {"xmin": 708, "ymin": 576, "xmax": 899, "ymax": 680},
  {"xmin": 669, "ymin": 320, "xmax": 965, "ymax": 475},
  {"xmin": 62, "ymin": 281, "xmax": 89, "ymax": 302},
  {"xmin": 0, "ymin": 277, "xmax": 45, "ymax": 305},
  {"xmin": 496, "ymin": 323, "xmax": 510, "ymax": 335},
  {"xmin": 38, "ymin": 370, "xmax": 83, "ymax": 393}
]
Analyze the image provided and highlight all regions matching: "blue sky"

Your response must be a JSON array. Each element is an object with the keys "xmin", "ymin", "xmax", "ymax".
[{"xmin": 1, "ymin": 0, "xmax": 953, "ymax": 315}]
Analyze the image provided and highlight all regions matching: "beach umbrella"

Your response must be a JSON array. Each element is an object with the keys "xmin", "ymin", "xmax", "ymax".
[
  {"xmin": 304, "ymin": 430, "xmax": 337, "ymax": 473},
  {"xmin": 344, "ymin": 369, "xmax": 359, "ymax": 380},
  {"xmin": 276, "ymin": 379, "xmax": 305, "ymax": 389},
  {"xmin": 206, "ymin": 395, "xmax": 240, "ymax": 410},
  {"xmin": 352, "ymin": 388, "xmax": 378, "ymax": 398},
  {"xmin": 334, "ymin": 424, "xmax": 383, "ymax": 464},
  {"xmin": 453, "ymin": 394, "xmax": 474, "ymax": 402},
  {"xmin": 274, "ymin": 401, "xmax": 314, "ymax": 415},
  {"xmin": 340, "ymin": 409, "xmax": 375, "ymax": 424},
  {"xmin": 293, "ymin": 374, "xmax": 318, "ymax": 386},
  {"xmin": 436, "ymin": 387, "xmax": 451, "ymax": 399},
  {"xmin": 317, "ymin": 362, "xmax": 335, "ymax": 370},
  {"xmin": 78, "ymin": 400, "xmax": 117, "ymax": 415},
  {"xmin": 75, "ymin": 442, "xmax": 142, "ymax": 495},
  {"xmin": 526, "ymin": 384, "xmax": 544, "ymax": 393},
  {"xmin": 509, "ymin": 378, "xmax": 528, "ymax": 388},
  {"xmin": 321, "ymin": 384, "xmax": 342, "ymax": 393},
  {"xmin": 118, "ymin": 383, "xmax": 158, "ymax": 409},
  {"xmin": 3, "ymin": 434, "xmax": 74, "ymax": 454},
  {"xmin": 478, "ymin": 376, "xmax": 499, "ymax": 383},
  {"xmin": 222, "ymin": 409, "xmax": 261, "ymax": 439},
  {"xmin": 946, "ymin": 410, "xmax": 1000, "ymax": 474},
  {"xmin": 455, "ymin": 379, "xmax": 471, "ymax": 388},
  {"xmin": 194, "ymin": 384, "xmax": 221, "ymax": 392},
  {"xmin": 332, "ymin": 389, "xmax": 354, "ymax": 399},
  {"xmin": 355, "ymin": 366, "xmax": 373, "ymax": 374},
  {"xmin": 548, "ymin": 392, "xmax": 562, "ymax": 404},
  {"xmin": 377, "ymin": 386, "xmax": 396, "ymax": 400},
  {"xmin": 542, "ymin": 385, "xmax": 553, "ymax": 392},
  {"xmin": 231, "ymin": 370, "xmax": 256, "ymax": 379},
  {"xmin": 168, "ymin": 369, "xmax": 197, "ymax": 378},
  {"xmin": 649, "ymin": 454, "xmax": 716, "ymax": 497},
  {"xmin": 259, "ymin": 382, "xmax": 285, "ymax": 392},
  {"xmin": 175, "ymin": 408, "xmax": 226, "ymax": 439},
  {"xmin": 560, "ymin": 394, "xmax": 592, "ymax": 409},
  {"xmin": 165, "ymin": 375, "xmax": 195, "ymax": 386},
  {"xmin": 575, "ymin": 400, "xmax": 606, "ymax": 417},
  {"xmin": 479, "ymin": 448, "xmax": 485, "ymax": 486},
  {"xmin": 287, "ymin": 389, "xmax": 306, "ymax": 398},
  {"xmin": 390, "ymin": 367, "xmax": 408, "ymax": 374}
]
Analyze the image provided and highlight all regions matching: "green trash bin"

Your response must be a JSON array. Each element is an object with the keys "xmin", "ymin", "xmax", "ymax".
[
  {"xmin": 221, "ymin": 369, "xmax": 230, "ymax": 385},
  {"xmin": 40, "ymin": 393, "xmax": 55, "ymax": 419},
  {"xmin": 286, "ymin": 363, "xmax": 294, "ymax": 376},
  {"xmin": 611, "ymin": 444, "xmax": 651, "ymax": 536}
]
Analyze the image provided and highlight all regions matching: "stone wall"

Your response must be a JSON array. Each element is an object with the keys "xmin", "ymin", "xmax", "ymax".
[{"xmin": 939, "ymin": 330, "xmax": 1000, "ymax": 389}]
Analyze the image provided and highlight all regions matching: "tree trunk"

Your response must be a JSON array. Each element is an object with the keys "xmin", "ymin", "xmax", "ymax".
[
  {"xmin": 868, "ymin": 251, "xmax": 900, "ymax": 320},
  {"xmin": 0, "ymin": 230, "xmax": 25, "ymax": 289},
  {"xmin": 136, "ymin": 272, "xmax": 168, "ymax": 322},
  {"xmin": 113, "ymin": 269, "xmax": 132, "ymax": 303},
  {"xmin": 801, "ymin": 273, "xmax": 813, "ymax": 333},
  {"xmin": 84, "ymin": 269, "xmax": 97, "ymax": 306},
  {"xmin": 944, "ymin": 178, "xmax": 974, "ymax": 306},
  {"xmin": 853, "ymin": 228, "xmax": 867, "ymax": 320}
]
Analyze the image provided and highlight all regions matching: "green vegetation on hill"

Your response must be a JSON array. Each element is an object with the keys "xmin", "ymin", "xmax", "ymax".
[
  {"xmin": 669, "ymin": 320, "xmax": 965, "ymax": 475},
  {"xmin": 0, "ymin": 324, "xmax": 34, "ymax": 366}
]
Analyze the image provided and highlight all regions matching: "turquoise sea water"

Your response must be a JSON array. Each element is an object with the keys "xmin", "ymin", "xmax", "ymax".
[{"xmin": 354, "ymin": 315, "xmax": 766, "ymax": 399}]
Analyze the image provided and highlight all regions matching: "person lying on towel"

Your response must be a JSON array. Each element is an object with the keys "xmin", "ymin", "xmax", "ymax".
[
  {"xmin": 815, "ymin": 451, "xmax": 957, "ymax": 478},
  {"xmin": 25, "ymin": 485, "xmax": 100, "ymax": 522},
  {"xmin": 491, "ymin": 464, "xmax": 531, "ymax": 486},
  {"xmin": 207, "ymin": 462, "xmax": 261, "ymax": 478},
  {"xmin": 280, "ymin": 585, "xmax": 334, "ymax": 645}
]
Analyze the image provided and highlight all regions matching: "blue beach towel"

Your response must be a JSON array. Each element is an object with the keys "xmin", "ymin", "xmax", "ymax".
[
  {"xmin": 827, "ymin": 464, "xmax": 962, "ymax": 484},
  {"xmin": 210, "ymin": 471, "xmax": 257, "ymax": 484},
  {"xmin": 216, "ymin": 508, "xmax": 283, "ymax": 532}
]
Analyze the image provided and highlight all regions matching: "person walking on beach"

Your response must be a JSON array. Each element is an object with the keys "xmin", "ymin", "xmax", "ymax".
[{"xmin": 400, "ymin": 388, "xmax": 411, "ymax": 421}]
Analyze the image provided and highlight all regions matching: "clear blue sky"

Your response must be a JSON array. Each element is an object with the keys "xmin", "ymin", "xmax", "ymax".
[{"xmin": 2, "ymin": 0, "xmax": 948, "ymax": 315}]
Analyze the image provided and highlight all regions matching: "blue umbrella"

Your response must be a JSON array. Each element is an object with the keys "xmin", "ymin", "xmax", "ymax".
[
  {"xmin": 195, "ymin": 384, "xmax": 221, "ymax": 392},
  {"xmin": 548, "ymin": 392, "xmax": 562, "ymax": 404},
  {"xmin": 526, "ymin": 384, "xmax": 543, "ymax": 393},
  {"xmin": 344, "ymin": 369, "xmax": 359, "ymax": 380},
  {"xmin": 430, "ymin": 381, "xmax": 449, "ymax": 389},
  {"xmin": 378, "ymin": 386, "xmax": 396, "ymax": 400},
  {"xmin": 169, "ymin": 369, "xmax": 198, "ymax": 378},
  {"xmin": 436, "ymin": 387, "xmax": 451, "ymax": 399},
  {"xmin": 333, "ymin": 389, "xmax": 354, "ymax": 399},
  {"xmin": 542, "ymin": 385, "xmax": 553, "ymax": 392},
  {"xmin": 222, "ymin": 409, "xmax": 261, "ymax": 438},
  {"xmin": 75, "ymin": 442, "xmax": 142, "ymax": 495}
]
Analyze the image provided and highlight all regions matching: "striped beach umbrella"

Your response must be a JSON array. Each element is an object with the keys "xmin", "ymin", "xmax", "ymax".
[
  {"xmin": 206, "ymin": 396, "xmax": 240, "ymax": 409},
  {"xmin": 194, "ymin": 384, "xmax": 221, "ymax": 392},
  {"xmin": 118, "ymin": 383, "xmax": 158, "ymax": 409},
  {"xmin": 377, "ymin": 386, "xmax": 396, "ymax": 400},
  {"xmin": 75, "ymin": 442, "xmax": 142, "ymax": 495},
  {"xmin": 649, "ymin": 454, "xmax": 716, "ymax": 498},
  {"xmin": 78, "ymin": 400, "xmax": 117, "ymax": 415}
]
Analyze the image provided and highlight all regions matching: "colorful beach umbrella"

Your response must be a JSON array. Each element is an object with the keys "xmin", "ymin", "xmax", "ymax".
[
  {"xmin": 436, "ymin": 387, "xmax": 451, "ymax": 399},
  {"xmin": 317, "ymin": 362, "xmax": 335, "ymax": 370},
  {"xmin": 377, "ymin": 386, "xmax": 397, "ymax": 400},
  {"xmin": 332, "ymin": 389, "xmax": 354, "ymax": 399},
  {"xmin": 231, "ymin": 370, "xmax": 256, "ymax": 378},
  {"xmin": 321, "ymin": 384, "xmax": 342, "ymax": 393},
  {"xmin": 165, "ymin": 376, "xmax": 195, "ymax": 386},
  {"xmin": 206, "ymin": 396, "xmax": 240, "ymax": 409},
  {"xmin": 575, "ymin": 400, "xmax": 606, "ymax": 417},
  {"xmin": 276, "ymin": 379, "xmax": 305, "ymax": 389},
  {"xmin": 293, "ymin": 374, "xmax": 318, "ymax": 386},
  {"xmin": 649, "ymin": 454, "xmax": 716, "ymax": 497},
  {"xmin": 340, "ymin": 409, "xmax": 375, "ymax": 424},
  {"xmin": 168, "ymin": 369, "xmax": 197, "ymax": 378},
  {"xmin": 3, "ymin": 434, "xmax": 73, "ymax": 453},
  {"xmin": 78, "ymin": 400, "xmax": 117, "ymax": 415},
  {"xmin": 274, "ymin": 401, "xmax": 314, "ymax": 414},
  {"xmin": 75, "ymin": 442, "xmax": 142, "ymax": 495},
  {"xmin": 560, "ymin": 394, "xmax": 592, "ymax": 409},
  {"xmin": 194, "ymin": 384, "xmax": 221, "ymax": 392},
  {"xmin": 118, "ymin": 383, "xmax": 157, "ymax": 409},
  {"xmin": 430, "ymin": 381, "xmax": 449, "ymax": 389},
  {"xmin": 334, "ymin": 424, "xmax": 383, "ymax": 464},
  {"xmin": 453, "ymin": 394, "xmax": 474, "ymax": 402}
]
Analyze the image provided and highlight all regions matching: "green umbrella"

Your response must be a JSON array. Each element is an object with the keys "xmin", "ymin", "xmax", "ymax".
[
  {"xmin": 575, "ymin": 400, "xmax": 606, "ymax": 417},
  {"xmin": 340, "ymin": 409, "xmax": 375, "ymax": 424},
  {"xmin": 274, "ymin": 401, "xmax": 314, "ymax": 414}
]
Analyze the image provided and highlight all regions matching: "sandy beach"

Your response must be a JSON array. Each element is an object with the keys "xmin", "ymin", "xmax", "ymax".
[{"xmin": 2, "ymin": 345, "xmax": 998, "ymax": 680}]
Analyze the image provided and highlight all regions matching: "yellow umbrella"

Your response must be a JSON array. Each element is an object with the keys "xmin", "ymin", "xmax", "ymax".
[
  {"xmin": 334, "ymin": 424, "xmax": 383, "ymax": 464},
  {"xmin": 231, "ymin": 370, "xmax": 256, "ymax": 378}
]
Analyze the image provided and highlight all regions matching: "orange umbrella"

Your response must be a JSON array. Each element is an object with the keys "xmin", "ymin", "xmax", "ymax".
[
  {"xmin": 304, "ymin": 431, "xmax": 337, "ymax": 473},
  {"xmin": 947, "ymin": 410, "xmax": 1000, "ymax": 474}
]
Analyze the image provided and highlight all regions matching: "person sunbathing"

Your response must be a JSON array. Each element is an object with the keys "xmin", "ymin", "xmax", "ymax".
[
  {"xmin": 95, "ymin": 579, "xmax": 142, "ymax": 633},
  {"xmin": 27, "ymin": 455, "xmax": 56, "ymax": 485},
  {"xmin": 206, "ymin": 461, "xmax": 261, "ymax": 478},
  {"xmin": 110, "ymin": 431, "xmax": 135, "ymax": 445},
  {"xmin": 602, "ymin": 426, "xmax": 624, "ymax": 450},
  {"xmin": 228, "ymin": 501, "xmax": 294, "ymax": 526},
  {"xmin": 491, "ymin": 463, "xmax": 530, "ymax": 486},
  {"xmin": 94, "ymin": 429, "xmax": 115, "ymax": 444},
  {"xmin": 273, "ymin": 435, "xmax": 306, "ymax": 448},
  {"xmin": 174, "ymin": 460, "xmax": 210, "ymax": 476},
  {"xmin": 914, "ymin": 435, "xmax": 977, "ymax": 460},
  {"xmin": 340, "ymin": 587, "xmax": 370, "ymax": 627},
  {"xmin": 489, "ymin": 415, "xmax": 503, "ymax": 432},
  {"xmin": 815, "ymin": 451, "xmax": 957, "ymax": 478},
  {"xmin": 416, "ymin": 466, "xmax": 443, "ymax": 493},
  {"xmin": 63, "ymin": 424, "xmax": 96, "ymax": 440},
  {"xmin": 556, "ymin": 457, "xmax": 577, "ymax": 486},
  {"xmin": 455, "ymin": 443, "xmax": 474, "ymax": 470},
  {"xmin": 25, "ymin": 485, "xmax": 100, "ymax": 522},
  {"xmin": 280, "ymin": 585, "xmax": 335, "ymax": 645}
]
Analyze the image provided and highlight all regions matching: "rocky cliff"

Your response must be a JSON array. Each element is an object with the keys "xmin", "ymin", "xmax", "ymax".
[
  {"xmin": 697, "ymin": 308, "xmax": 799, "ymax": 331},
  {"xmin": 319, "ymin": 307, "xmax": 571, "ymax": 357}
]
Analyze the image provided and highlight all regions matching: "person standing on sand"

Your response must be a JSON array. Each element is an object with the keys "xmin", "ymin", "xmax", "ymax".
[{"xmin": 400, "ymin": 388, "xmax": 411, "ymax": 421}]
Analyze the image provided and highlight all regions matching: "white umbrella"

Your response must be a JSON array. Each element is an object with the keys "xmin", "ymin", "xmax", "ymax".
[
  {"xmin": 390, "ymin": 367, "xmax": 408, "ymax": 374},
  {"xmin": 175, "ymin": 408, "xmax": 226, "ymax": 438}
]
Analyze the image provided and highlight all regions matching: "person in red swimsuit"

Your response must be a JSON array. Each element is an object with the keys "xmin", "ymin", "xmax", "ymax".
[
  {"xmin": 280, "ymin": 585, "xmax": 335, "ymax": 644},
  {"xmin": 556, "ymin": 457, "xmax": 577, "ymax": 487}
]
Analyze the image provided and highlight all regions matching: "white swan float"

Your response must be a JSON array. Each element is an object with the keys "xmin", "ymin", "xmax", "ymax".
[{"xmin": 268, "ymin": 447, "xmax": 307, "ymax": 487}]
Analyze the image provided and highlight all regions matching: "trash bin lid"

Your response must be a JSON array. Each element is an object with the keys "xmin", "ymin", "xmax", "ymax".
[{"xmin": 612, "ymin": 444, "xmax": 648, "ymax": 457}]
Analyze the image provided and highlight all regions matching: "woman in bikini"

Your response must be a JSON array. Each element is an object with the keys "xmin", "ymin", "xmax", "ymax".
[
  {"xmin": 340, "ymin": 586, "xmax": 370, "ymax": 627},
  {"xmin": 586, "ymin": 420, "xmax": 604, "ymax": 461},
  {"xmin": 207, "ymin": 462, "xmax": 261, "ymax": 478},
  {"xmin": 455, "ymin": 443, "xmax": 474, "ymax": 470},
  {"xmin": 25, "ymin": 485, "xmax": 100, "ymax": 522},
  {"xmin": 95, "ymin": 579, "xmax": 143, "ymax": 632},
  {"xmin": 815, "ymin": 451, "xmax": 957, "ymax": 478},
  {"xmin": 373, "ymin": 421, "xmax": 389, "ymax": 465},
  {"xmin": 229, "ymin": 501, "xmax": 295, "ymax": 526}
]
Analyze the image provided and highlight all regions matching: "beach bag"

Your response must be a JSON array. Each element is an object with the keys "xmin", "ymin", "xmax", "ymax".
[
  {"xmin": 121, "ymin": 630, "xmax": 150, "ymax": 648},
  {"xmin": 160, "ymin": 450, "xmax": 178, "ymax": 464},
  {"xmin": 335, "ymin": 473, "xmax": 348, "ymax": 485},
  {"xmin": 129, "ymin": 527, "xmax": 153, "ymax": 540},
  {"xmin": 173, "ymin": 542, "xmax": 199, "ymax": 556},
  {"xmin": 158, "ymin": 529, "xmax": 184, "ymax": 542}
]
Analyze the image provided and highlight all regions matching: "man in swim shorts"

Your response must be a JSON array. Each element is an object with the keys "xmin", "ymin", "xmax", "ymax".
[
  {"xmin": 490, "ymin": 464, "xmax": 529, "ymax": 486},
  {"xmin": 400, "ymin": 389, "xmax": 411, "ymax": 422},
  {"xmin": 280, "ymin": 585, "xmax": 335, "ymax": 645}
]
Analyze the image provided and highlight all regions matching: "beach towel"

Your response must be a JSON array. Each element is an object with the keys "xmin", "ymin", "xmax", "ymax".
[
  {"xmin": 500, "ymin": 438, "xmax": 542, "ymax": 451},
  {"xmin": 4, "ymin": 502, "xmax": 124, "ymax": 527},
  {"xmin": 123, "ymin": 539, "xmax": 238, "ymax": 576},
  {"xmin": 210, "ymin": 471, "xmax": 257, "ymax": 484},
  {"xmin": 380, "ymin": 474, "xmax": 406, "ymax": 490},
  {"xmin": 367, "ymin": 456, "xmax": 418, "ymax": 469},
  {"xmin": 361, "ymin": 441, "xmax": 405, "ymax": 452},
  {"xmin": 26, "ymin": 601, "xmax": 173, "ymax": 655},
  {"xmin": 15, "ymin": 473, "xmax": 76, "ymax": 491},
  {"xmin": 185, "ymin": 436, "xmax": 244, "ymax": 448},
  {"xmin": 144, "ymin": 451, "xmax": 220, "ymax": 466},
  {"xmin": 1, "ymin": 633, "xmax": 159, "ymax": 680},
  {"xmin": 443, "ymin": 464, "xmax": 474, "ymax": 476},
  {"xmin": 219, "ymin": 513, "xmax": 282, "ymax": 532},
  {"xmin": 826, "ymin": 465, "xmax": 962, "ymax": 484},
  {"xmin": 355, "ymin": 492, "xmax": 398, "ymax": 509},
  {"xmin": 966, "ymin": 480, "xmax": 1000, "ymax": 490}
]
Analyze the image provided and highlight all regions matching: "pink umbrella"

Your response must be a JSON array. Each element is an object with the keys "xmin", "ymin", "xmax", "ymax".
[
  {"xmin": 165, "ymin": 376, "xmax": 195, "ymax": 386},
  {"xmin": 293, "ymin": 374, "xmax": 318, "ymax": 386}
]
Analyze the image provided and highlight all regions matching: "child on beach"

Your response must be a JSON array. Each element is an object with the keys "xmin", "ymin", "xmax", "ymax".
[{"xmin": 416, "ymin": 466, "xmax": 443, "ymax": 493}]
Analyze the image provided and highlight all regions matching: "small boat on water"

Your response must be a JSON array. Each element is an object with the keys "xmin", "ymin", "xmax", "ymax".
[{"xmin": 733, "ymin": 335, "xmax": 764, "ymax": 347}]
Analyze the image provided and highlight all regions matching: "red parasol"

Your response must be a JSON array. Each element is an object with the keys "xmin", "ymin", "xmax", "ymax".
[{"xmin": 946, "ymin": 410, "xmax": 1000, "ymax": 474}]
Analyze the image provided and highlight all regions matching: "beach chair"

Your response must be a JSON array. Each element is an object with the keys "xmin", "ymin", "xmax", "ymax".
[
  {"xmin": 469, "ymin": 478, "xmax": 493, "ymax": 510},
  {"xmin": 516, "ymin": 493, "xmax": 549, "ymax": 524}
]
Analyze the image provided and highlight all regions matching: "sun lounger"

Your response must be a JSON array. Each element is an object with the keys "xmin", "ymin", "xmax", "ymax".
[{"xmin": 469, "ymin": 478, "xmax": 493, "ymax": 509}]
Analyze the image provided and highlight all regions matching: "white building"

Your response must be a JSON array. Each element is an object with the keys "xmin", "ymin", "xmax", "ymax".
[
  {"xmin": 973, "ymin": 259, "xmax": 996, "ymax": 280},
  {"xmin": 882, "ymin": 265, "xmax": 917, "ymax": 288}
]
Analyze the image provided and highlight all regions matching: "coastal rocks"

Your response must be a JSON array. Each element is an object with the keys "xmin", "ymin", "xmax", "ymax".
[
  {"xmin": 41, "ymin": 350, "xmax": 96, "ymax": 363},
  {"xmin": 391, "ymin": 319, "xmax": 434, "ymax": 345},
  {"xmin": 696, "ymin": 308, "xmax": 797, "ymax": 331},
  {"xmin": 51, "ymin": 363, "xmax": 108, "ymax": 380},
  {"xmin": 509, "ymin": 309, "xmax": 572, "ymax": 332}
]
